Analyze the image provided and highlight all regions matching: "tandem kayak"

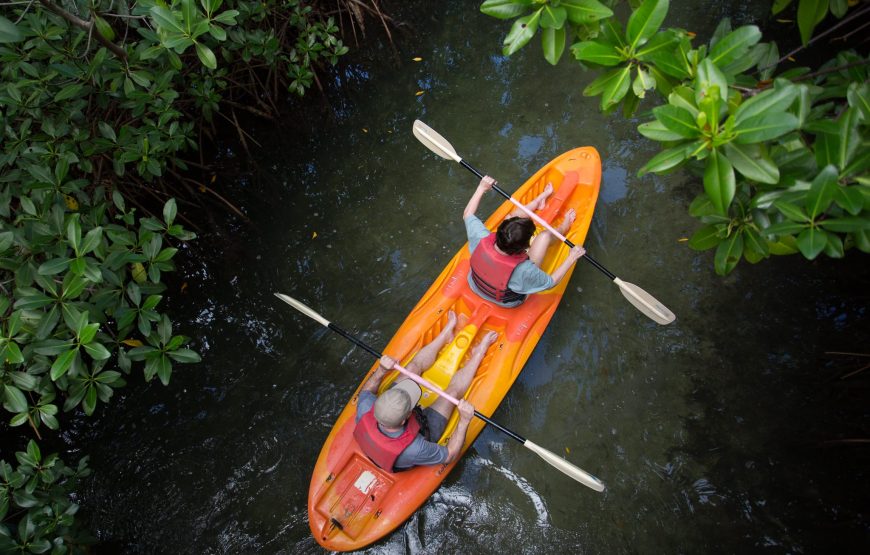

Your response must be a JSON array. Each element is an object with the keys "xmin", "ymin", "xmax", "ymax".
[{"xmin": 307, "ymin": 147, "xmax": 602, "ymax": 551}]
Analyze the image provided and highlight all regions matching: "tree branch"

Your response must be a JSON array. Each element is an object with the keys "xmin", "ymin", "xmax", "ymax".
[{"xmin": 38, "ymin": 0, "xmax": 128, "ymax": 61}]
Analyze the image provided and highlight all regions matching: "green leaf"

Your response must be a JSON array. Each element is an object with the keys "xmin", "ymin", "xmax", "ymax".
[
  {"xmin": 167, "ymin": 348, "xmax": 201, "ymax": 363},
  {"xmin": 480, "ymin": 0, "xmax": 533, "ymax": 20},
  {"xmin": 638, "ymin": 141, "xmax": 699, "ymax": 175},
  {"xmin": 562, "ymin": 0, "xmax": 613, "ymax": 24},
  {"xmin": 83, "ymin": 386, "xmax": 98, "ymax": 415},
  {"xmin": 806, "ymin": 165, "xmax": 839, "ymax": 218},
  {"xmin": 157, "ymin": 355, "xmax": 172, "ymax": 386},
  {"xmin": 78, "ymin": 322, "xmax": 99, "ymax": 345},
  {"xmin": 834, "ymin": 186, "xmax": 864, "ymax": 215},
  {"xmin": 723, "ymin": 143, "xmax": 780, "ymax": 184},
  {"xmin": 847, "ymin": 81, "xmax": 870, "ymax": 121},
  {"xmin": 668, "ymin": 86, "xmax": 699, "ymax": 116},
  {"xmin": 772, "ymin": 0, "xmax": 794, "ymax": 15},
  {"xmin": 81, "ymin": 226, "xmax": 103, "ymax": 255},
  {"xmin": 714, "ymin": 230, "xmax": 743, "ymax": 275},
  {"xmin": 695, "ymin": 58, "xmax": 728, "ymax": 104},
  {"xmin": 775, "ymin": 200, "xmax": 812, "ymax": 223},
  {"xmin": 67, "ymin": 217, "xmax": 82, "ymax": 253},
  {"xmin": 734, "ymin": 113, "xmax": 799, "ymax": 144},
  {"xmin": 704, "ymin": 149, "xmax": 736, "ymax": 215},
  {"xmin": 733, "ymin": 83, "xmax": 799, "ymax": 125},
  {"xmin": 813, "ymin": 132, "xmax": 839, "ymax": 169},
  {"xmin": 584, "ymin": 66, "xmax": 625, "ymax": 96},
  {"xmin": 637, "ymin": 120, "xmax": 685, "ymax": 141},
  {"xmin": 834, "ymin": 107, "xmax": 860, "ymax": 171},
  {"xmin": 502, "ymin": 10, "xmax": 541, "ymax": 56},
  {"xmin": 599, "ymin": 65, "xmax": 632, "ymax": 109},
  {"xmin": 829, "ymin": 0, "xmax": 848, "ymax": 17},
  {"xmin": 653, "ymin": 104, "xmax": 699, "ymax": 137},
  {"xmin": 796, "ymin": 226, "xmax": 828, "ymax": 259},
  {"xmin": 540, "ymin": 5, "xmax": 567, "ymax": 28},
  {"xmin": 635, "ymin": 29, "xmax": 681, "ymax": 61},
  {"xmin": 708, "ymin": 25, "xmax": 761, "ymax": 67},
  {"xmin": 797, "ymin": 0, "xmax": 829, "ymax": 45},
  {"xmin": 0, "ymin": 15, "xmax": 23, "ymax": 43},
  {"xmin": 853, "ymin": 229, "xmax": 870, "ymax": 253},
  {"xmin": 688, "ymin": 224, "xmax": 724, "ymax": 250},
  {"xmin": 84, "ymin": 342, "xmax": 111, "ymax": 360},
  {"xmin": 541, "ymin": 26, "xmax": 566, "ymax": 65},
  {"xmin": 182, "ymin": 0, "xmax": 197, "ymax": 33},
  {"xmin": 50, "ymin": 349, "xmax": 77, "ymax": 380},
  {"xmin": 626, "ymin": 0, "xmax": 669, "ymax": 51},
  {"xmin": 38, "ymin": 257, "xmax": 71, "ymax": 276},
  {"xmin": 571, "ymin": 41, "xmax": 623, "ymax": 66},
  {"xmin": 3, "ymin": 385, "xmax": 28, "ymax": 413},
  {"xmin": 195, "ymin": 43, "xmax": 217, "ymax": 69},
  {"xmin": 632, "ymin": 67, "xmax": 655, "ymax": 98},
  {"xmin": 3, "ymin": 342, "xmax": 23, "ymax": 364},
  {"xmin": 150, "ymin": 7, "xmax": 184, "ymax": 33},
  {"xmin": 94, "ymin": 15, "xmax": 115, "ymax": 41},
  {"xmin": 54, "ymin": 83, "xmax": 84, "ymax": 102},
  {"xmin": 743, "ymin": 227, "xmax": 770, "ymax": 259},
  {"xmin": 823, "ymin": 231, "xmax": 844, "ymax": 258},
  {"xmin": 600, "ymin": 16, "xmax": 626, "ymax": 48},
  {"xmin": 212, "ymin": 9, "xmax": 239, "ymax": 25},
  {"xmin": 818, "ymin": 217, "xmax": 870, "ymax": 233}
]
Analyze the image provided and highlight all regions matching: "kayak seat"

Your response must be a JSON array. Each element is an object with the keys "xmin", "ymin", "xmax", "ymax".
[{"xmin": 536, "ymin": 170, "xmax": 579, "ymax": 225}]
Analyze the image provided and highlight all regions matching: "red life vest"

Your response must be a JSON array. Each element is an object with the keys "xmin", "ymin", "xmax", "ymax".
[
  {"xmin": 353, "ymin": 408, "xmax": 421, "ymax": 472},
  {"xmin": 469, "ymin": 234, "xmax": 529, "ymax": 304}
]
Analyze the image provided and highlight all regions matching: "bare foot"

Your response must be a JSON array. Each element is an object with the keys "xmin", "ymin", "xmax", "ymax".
[
  {"xmin": 472, "ymin": 330, "xmax": 499, "ymax": 357},
  {"xmin": 439, "ymin": 310, "xmax": 457, "ymax": 343},
  {"xmin": 527, "ymin": 183, "xmax": 554, "ymax": 212},
  {"xmin": 556, "ymin": 208, "xmax": 576, "ymax": 235}
]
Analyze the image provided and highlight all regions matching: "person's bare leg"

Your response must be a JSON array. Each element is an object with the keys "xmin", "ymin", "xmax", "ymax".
[
  {"xmin": 405, "ymin": 311, "xmax": 457, "ymax": 375},
  {"xmin": 509, "ymin": 182, "xmax": 553, "ymax": 218},
  {"xmin": 429, "ymin": 331, "xmax": 499, "ymax": 419},
  {"xmin": 527, "ymin": 208, "xmax": 575, "ymax": 266}
]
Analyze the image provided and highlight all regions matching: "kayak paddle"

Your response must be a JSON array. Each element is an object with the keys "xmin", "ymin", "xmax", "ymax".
[
  {"xmin": 274, "ymin": 293, "xmax": 606, "ymax": 492},
  {"xmin": 412, "ymin": 119, "xmax": 676, "ymax": 326}
]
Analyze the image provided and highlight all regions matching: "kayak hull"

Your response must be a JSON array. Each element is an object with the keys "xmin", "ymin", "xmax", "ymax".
[{"xmin": 308, "ymin": 147, "xmax": 601, "ymax": 551}]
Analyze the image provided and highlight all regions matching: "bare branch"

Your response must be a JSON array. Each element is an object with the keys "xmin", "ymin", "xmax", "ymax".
[{"xmin": 38, "ymin": 0, "xmax": 128, "ymax": 61}]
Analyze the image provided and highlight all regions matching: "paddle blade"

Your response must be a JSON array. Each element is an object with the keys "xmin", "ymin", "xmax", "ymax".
[
  {"xmin": 412, "ymin": 120, "xmax": 462, "ymax": 163},
  {"xmin": 273, "ymin": 293, "xmax": 331, "ymax": 327},
  {"xmin": 613, "ymin": 278, "xmax": 676, "ymax": 325},
  {"xmin": 523, "ymin": 440, "xmax": 606, "ymax": 492}
]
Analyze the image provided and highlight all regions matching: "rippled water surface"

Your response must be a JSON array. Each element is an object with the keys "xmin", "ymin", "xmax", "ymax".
[{"xmin": 76, "ymin": 1, "xmax": 868, "ymax": 553}]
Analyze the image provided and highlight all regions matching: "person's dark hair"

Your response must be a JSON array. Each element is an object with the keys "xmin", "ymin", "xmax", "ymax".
[{"xmin": 495, "ymin": 217, "xmax": 535, "ymax": 254}]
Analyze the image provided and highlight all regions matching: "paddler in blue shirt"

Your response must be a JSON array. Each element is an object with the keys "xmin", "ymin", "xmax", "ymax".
[
  {"xmin": 353, "ymin": 312, "xmax": 498, "ymax": 471},
  {"xmin": 463, "ymin": 175, "xmax": 586, "ymax": 307}
]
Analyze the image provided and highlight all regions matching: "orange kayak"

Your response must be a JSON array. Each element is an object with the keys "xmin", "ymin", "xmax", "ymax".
[{"xmin": 308, "ymin": 147, "xmax": 601, "ymax": 551}]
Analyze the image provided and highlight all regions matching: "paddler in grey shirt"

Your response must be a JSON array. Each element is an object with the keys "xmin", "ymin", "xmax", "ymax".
[
  {"xmin": 463, "ymin": 175, "xmax": 585, "ymax": 307},
  {"xmin": 354, "ymin": 311, "xmax": 498, "ymax": 470}
]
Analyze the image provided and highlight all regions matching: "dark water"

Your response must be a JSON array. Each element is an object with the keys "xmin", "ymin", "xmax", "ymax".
[{"xmin": 74, "ymin": 1, "xmax": 868, "ymax": 553}]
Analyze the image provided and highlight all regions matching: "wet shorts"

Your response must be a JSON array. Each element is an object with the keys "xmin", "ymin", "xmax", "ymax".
[{"xmin": 419, "ymin": 407, "xmax": 448, "ymax": 442}]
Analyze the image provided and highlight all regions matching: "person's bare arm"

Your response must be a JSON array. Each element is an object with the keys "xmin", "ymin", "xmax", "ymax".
[
  {"xmin": 547, "ymin": 246, "xmax": 586, "ymax": 287},
  {"xmin": 443, "ymin": 400, "xmax": 475, "ymax": 464},
  {"xmin": 361, "ymin": 355, "xmax": 394, "ymax": 395},
  {"xmin": 462, "ymin": 176, "xmax": 495, "ymax": 219}
]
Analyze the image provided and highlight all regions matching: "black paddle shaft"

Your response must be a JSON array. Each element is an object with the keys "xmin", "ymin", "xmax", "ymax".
[
  {"xmin": 326, "ymin": 321, "xmax": 527, "ymax": 444},
  {"xmin": 459, "ymin": 159, "xmax": 617, "ymax": 281}
]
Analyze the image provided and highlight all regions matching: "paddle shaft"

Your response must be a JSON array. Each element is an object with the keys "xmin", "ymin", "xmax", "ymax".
[
  {"xmin": 327, "ymin": 320, "xmax": 527, "ymax": 443},
  {"xmin": 459, "ymin": 159, "xmax": 617, "ymax": 280}
]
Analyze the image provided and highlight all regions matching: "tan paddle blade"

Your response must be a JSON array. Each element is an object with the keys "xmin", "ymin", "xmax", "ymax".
[
  {"xmin": 273, "ymin": 293, "xmax": 331, "ymax": 327},
  {"xmin": 412, "ymin": 120, "xmax": 462, "ymax": 162},
  {"xmin": 523, "ymin": 440, "xmax": 606, "ymax": 492},
  {"xmin": 613, "ymin": 279, "xmax": 676, "ymax": 325}
]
